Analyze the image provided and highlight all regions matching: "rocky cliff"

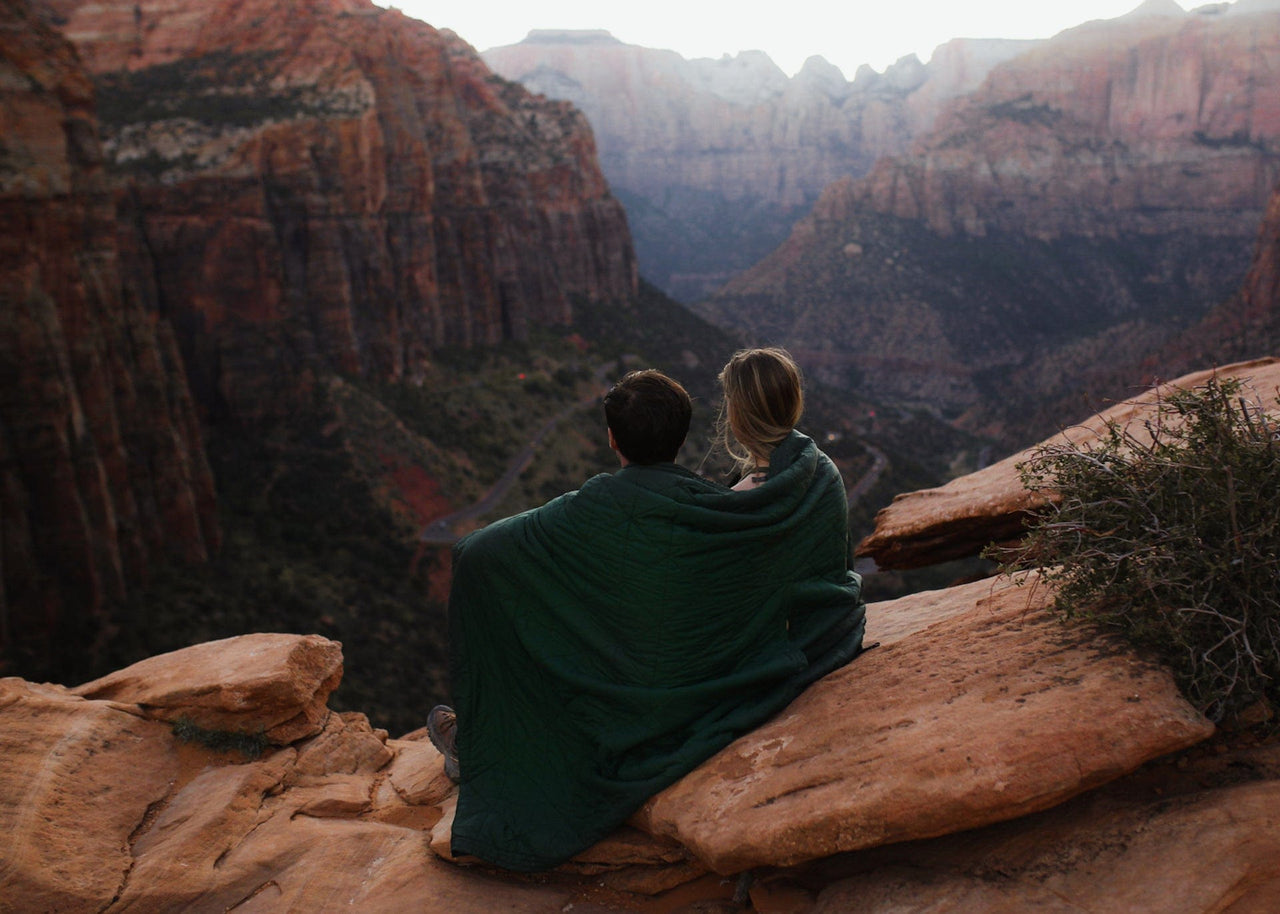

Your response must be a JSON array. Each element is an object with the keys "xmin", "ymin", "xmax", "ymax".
[
  {"xmin": 698, "ymin": 2, "xmax": 1280, "ymax": 443},
  {"xmin": 46, "ymin": 0, "xmax": 637, "ymax": 420},
  {"xmin": 0, "ymin": 0, "xmax": 218, "ymax": 679},
  {"xmin": 5, "ymin": 359, "xmax": 1280, "ymax": 910},
  {"xmin": 484, "ymin": 31, "xmax": 1033, "ymax": 300}
]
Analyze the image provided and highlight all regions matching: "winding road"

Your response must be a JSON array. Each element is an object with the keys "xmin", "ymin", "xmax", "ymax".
[{"xmin": 419, "ymin": 365, "xmax": 615, "ymax": 545}]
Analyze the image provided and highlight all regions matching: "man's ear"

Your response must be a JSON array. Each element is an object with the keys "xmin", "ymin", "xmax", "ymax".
[{"xmin": 607, "ymin": 427, "xmax": 619, "ymax": 452}]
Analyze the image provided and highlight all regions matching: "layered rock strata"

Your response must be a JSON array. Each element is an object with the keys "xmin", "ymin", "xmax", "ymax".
[
  {"xmin": 46, "ymin": 0, "xmax": 637, "ymax": 419},
  {"xmin": 0, "ymin": 0, "xmax": 218, "ymax": 676}
]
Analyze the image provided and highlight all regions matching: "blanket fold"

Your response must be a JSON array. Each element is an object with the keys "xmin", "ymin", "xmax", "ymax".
[{"xmin": 447, "ymin": 430, "xmax": 866, "ymax": 871}]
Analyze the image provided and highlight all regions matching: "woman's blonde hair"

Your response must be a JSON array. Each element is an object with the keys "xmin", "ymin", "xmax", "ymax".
[{"xmin": 717, "ymin": 347, "xmax": 804, "ymax": 476}]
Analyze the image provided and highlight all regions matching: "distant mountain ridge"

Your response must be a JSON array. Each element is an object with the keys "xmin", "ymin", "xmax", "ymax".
[
  {"xmin": 484, "ymin": 30, "xmax": 1036, "ymax": 300},
  {"xmin": 696, "ymin": 1, "xmax": 1280, "ymax": 445}
]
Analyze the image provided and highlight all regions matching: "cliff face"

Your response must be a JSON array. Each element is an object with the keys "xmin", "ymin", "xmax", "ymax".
[
  {"xmin": 858, "ymin": 3, "xmax": 1280, "ymax": 239},
  {"xmin": 47, "ymin": 0, "xmax": 637, "ymax": 419},
  {"xmin": 701, "ymin": 3, "xmax": 1280, "ymax": 439},
  {"xmin": 0, "ymin": 0, "xmax": 218, "ymax": 677},
  {"xmin": 484, "ymin": 31, "xmax": 1033, "ymax": 300}
]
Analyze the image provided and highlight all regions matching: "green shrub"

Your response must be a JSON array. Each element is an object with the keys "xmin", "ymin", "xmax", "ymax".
[{"xmin": 995, "ymin": 376, "xmax": 1280, "ymax": 721}]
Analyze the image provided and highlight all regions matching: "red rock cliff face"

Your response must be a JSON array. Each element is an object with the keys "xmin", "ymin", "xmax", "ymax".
[
  {"xmin": 47, "ymin": 0, "xmax": 637, "ymax": 419},
  {"xmin": 0, "ymin": 0, "xmax": 218, "ymax": 676},
  {"xmin": 701, "ymin": 4, "xmax": 1280, "ymax": 435},
  {"xmin": 858, "ymin": 4, "xmax": 1280, "ymax": 239},
  {"xmin": 484, "ymin": 31, "xmax": 1033, "ymax": 300}
]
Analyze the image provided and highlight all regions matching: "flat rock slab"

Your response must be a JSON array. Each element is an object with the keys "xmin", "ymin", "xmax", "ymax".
[
  {"xmin": 72, "ymin": 632, "xmax": 343, "ymax": 743},
  {"xmin": 635, "ymin": 575, "xmax": 1214, "ymax": 874},
  {"xmin": 858, "ymin": 357, "xmax": 1280, "ymax": 569},
  {"xmin": 809, "ymin": 743, "xmax": 1280, "ymax": 913},
  {"xmin": 0, "ymin": 679, "xmax": 178, "ymax": 914}
]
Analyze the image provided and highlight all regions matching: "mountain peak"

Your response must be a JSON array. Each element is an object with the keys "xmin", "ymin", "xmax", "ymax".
[
  {"xmin": 520, "ymin": 29, "xmax": 621, "ymax": 45},
  {"xmin": 1119, "ymin": 0, "xmax": 1188, "ymax": 20}
]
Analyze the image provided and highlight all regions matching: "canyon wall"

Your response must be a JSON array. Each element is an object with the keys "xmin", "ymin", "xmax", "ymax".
[
  {"xmin": 47, "ymin": 0, "xmax": 637, "ymax": 420},
  {"xmin": 485, "ymin": 31, "xmax": 1033, "ymax": 300},
  {"xmin": 0, "ymin": 0, "xmax": 218, "ymax": 677},
  {"xmin": 699, "ymin": 1, "xmax": 1280, "ymax": 443}
]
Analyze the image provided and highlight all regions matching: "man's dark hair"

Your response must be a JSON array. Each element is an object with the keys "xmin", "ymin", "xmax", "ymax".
[{"xmin": 603, "ymin": 370, "xmax": 692, "ymax": 465}]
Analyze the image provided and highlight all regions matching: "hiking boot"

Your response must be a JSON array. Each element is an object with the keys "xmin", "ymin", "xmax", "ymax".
[{"xmin": 427, "ymin": 705, "xmax": 460, "ymax": 782}]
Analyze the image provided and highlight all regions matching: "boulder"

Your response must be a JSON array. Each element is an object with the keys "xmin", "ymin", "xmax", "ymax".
[
  {"xmin": 635, "ymin": 574, "xmax": 1214, "ymax": 873},
  {"xmin": 72, "ymin": 633, "xmax": 343, "ymax": 743},
  {"xmin": 858, "ymin": 357, "xmax": 1280, "ymax": 569}
]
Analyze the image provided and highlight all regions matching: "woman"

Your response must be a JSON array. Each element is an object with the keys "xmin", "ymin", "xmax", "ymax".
[{"xmin": 719, "ymin": 347, "xmax": 806, "ymax": 491}]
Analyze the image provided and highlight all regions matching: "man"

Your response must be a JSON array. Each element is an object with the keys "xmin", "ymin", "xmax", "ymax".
[{"xmin": 430, "ymin": 369, "xmax": 865, "ymax": 871}]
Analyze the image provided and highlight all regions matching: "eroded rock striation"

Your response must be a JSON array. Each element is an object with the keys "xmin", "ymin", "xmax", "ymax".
[
  {"xmin": 45, "ymin": 0, "xmax": 637, "ymax": 420},
  {"xmin": 0, "ymin": 0, "xmax": 218, "ymax": 678}
]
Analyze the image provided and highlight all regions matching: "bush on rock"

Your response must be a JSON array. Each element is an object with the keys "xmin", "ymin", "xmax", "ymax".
[{"xmin": 997, "ymin": 376, "xmax": 1280, "ymax": 721}]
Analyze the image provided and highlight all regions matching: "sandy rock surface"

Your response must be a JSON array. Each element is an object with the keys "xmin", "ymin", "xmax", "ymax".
[
  {"xmin": 798, "ymin": 736, "xmax": 1280, "ymax": 913},
  {"xmin": 0, "ymin": 679, "xmax": 178, "ymax": 913},
  {"xmin": 71, "ymin": 632, "xmax": 343, "ymax": 743}
]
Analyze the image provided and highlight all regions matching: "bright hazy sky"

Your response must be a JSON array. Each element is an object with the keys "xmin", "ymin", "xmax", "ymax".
[{"xmin": 389, "ymin": 0, "xmax": 1193, "ymax": 77}]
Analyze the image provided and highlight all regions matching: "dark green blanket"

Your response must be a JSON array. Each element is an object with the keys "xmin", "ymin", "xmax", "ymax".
[{"xmin": 447, "ymin": 430, "xmax": 866, "ymax": 871}]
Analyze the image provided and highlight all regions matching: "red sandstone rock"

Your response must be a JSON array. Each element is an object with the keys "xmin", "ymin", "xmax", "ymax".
[
  {"xmin": 704, "ymin": 7, "xmax": 1280, "ymax": 422},
  {"xmin": 5, "ymin": 612, "xmax": 1276, "ymax": 910},
  {"xmin": 46, "ymin": 0, "xmax": 637, "ymax": 421},
  {"xmin": 71, "ymin": 632, "xmax": 343, "ymax": 742},
  {"xmin": 635, "ymin": 574, "xmax": 1214, "ymax": 874},
  {"xmin": 859, "ymin": 7, "xmax": 1280, "ymax": 240},
  {"xmin": 0, "ymin": 0, "xmax": 218, "ymax": 677},
  {"xmin": 859, "ymin": 357, "xmax": 1280, "ymax": 569},
  {"xmin": 808, "ymin": 746, "xmax": 1280, "ymax": 913},
  {"xmin": 0, "ymin": 678, "xmax": 178, "ymax": 912}
]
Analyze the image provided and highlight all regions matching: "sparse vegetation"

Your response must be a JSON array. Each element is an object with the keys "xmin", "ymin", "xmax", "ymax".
[
  {"xmin": 994, "ymin": 377, "xmax": 1280, "ymax": 722},
  {"xmin": 94, "ymin": 51, "xmax": 348, "ymax": 131},
  {"xmin": 171, "ymin": 716, "xmax": 270, "ymax": 758}
]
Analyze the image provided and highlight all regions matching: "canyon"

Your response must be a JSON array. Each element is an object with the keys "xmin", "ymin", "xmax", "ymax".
[
  {"xmin": 3, "ymin": 0, "xmax": 1280, "ymax": 906},
  {"xmin": 697, "ymin": 1, "xmax": 1280, "ymax": 442},
  {"xmin": 485, "ymin": 29, "xmax": 1034, "ymax": 301},
  {"xmin": 1, "ymin": 0, "xmax": 642, "ymax": 691}
]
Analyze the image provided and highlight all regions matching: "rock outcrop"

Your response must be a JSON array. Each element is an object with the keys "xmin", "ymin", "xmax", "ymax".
[
  {"xmin": 45, "ymin": 0, "xmax": 637, "ymax": 420},
  {"xmin": 699, "ymin": 3, "xmax": 1280, "ymax": 434},
  {"xmin": 0, "ymin": 0, "xmax": 218, "ymax": 678},
  {"xmin": 484, "ymin": 31, "xmax": 1032, "ymax": 300},
  {"xmin": 858, "ymin": 356, "xmax": 1280, "ymax": 569}
]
